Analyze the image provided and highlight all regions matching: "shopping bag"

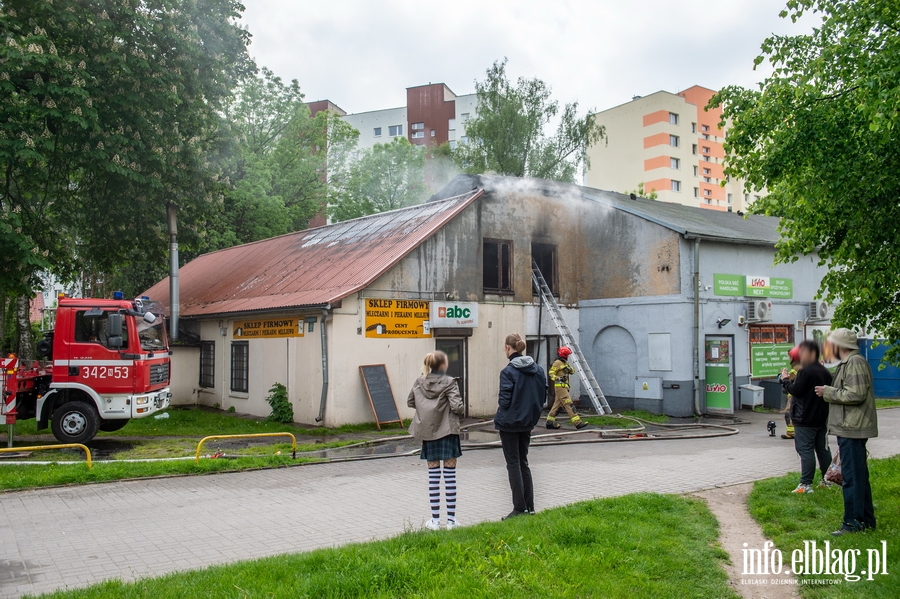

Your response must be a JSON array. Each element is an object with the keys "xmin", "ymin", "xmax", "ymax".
[{"xmin": 824, "ymin": 447, "xmax": 843, "ymax": 485}]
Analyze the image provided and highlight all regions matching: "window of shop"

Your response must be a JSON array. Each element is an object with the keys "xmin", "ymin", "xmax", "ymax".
[
  {"xmin": 199, "ymin": 341, "xmax": 215, "ymax": 388},
  {"xmin": 531, "ymin": 243, "xmax": 557, "ymax": 294},
  {"xmin": 230, "ymin": 341, "xmax": 249, "ymax": 393},
  {"xmin": 483, "ymin": 239, "xmax": 513, "ymax": 293},
  {"xmin": 748, "ymin": 324, "xmax": 794, "ymax": 345}
]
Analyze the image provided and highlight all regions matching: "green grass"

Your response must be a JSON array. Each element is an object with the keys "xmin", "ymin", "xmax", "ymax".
[
  {"xmin": 875, "ymin": 399, "xmax": 900, "ymax": 409},
  {"xmin": 12, "ymin": 406, "xmax": 409, "ymax": 438},
  {"xmin": 748, "ymin": 455, "xmax": 900, "ymax": 598},
  {"xmin": 0, "ymin": 456, "xmax": 320, "ymax": 492},
  {"xmin": 584, "ymin": 409, "xmax": 670, "ymax": 428},
  {"xmin": 27, "ymin": 493, "xmax": 737, "ymax": 599}
]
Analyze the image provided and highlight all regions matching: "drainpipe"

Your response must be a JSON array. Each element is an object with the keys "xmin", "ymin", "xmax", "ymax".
[
  {"xmin": 166, "ymin": 201, "xmax": 179, "ymax": 341},
  {"xmin": 692, "ymin": 238, "xmax": 702, "ymax": 416},
  {"xmin": 315, "ymin": 306, "xmax": 330, "ymax": 423}
]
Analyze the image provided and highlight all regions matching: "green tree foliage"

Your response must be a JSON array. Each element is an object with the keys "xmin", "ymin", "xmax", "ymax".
[
  {"xmin": 713, "ymin": 0, "xmax": 900, "ymax": 361},
  {"xmin": 625, "ymin": 182, "xmax": 659, "ymax": 200},
  {"xmin": 329, "ymin": 138, "xmax": 427, "ymax": 222},
  {"xmin": 212, "ymin": 68, "xmax": 358, "ymax": 247},
  {"xmin": 455, "ymin": 59, "xmax": 605, "ymax": 183},
  {"xmin": 0, "ymin": 0, "xmax": 252, "ymax": 296}
]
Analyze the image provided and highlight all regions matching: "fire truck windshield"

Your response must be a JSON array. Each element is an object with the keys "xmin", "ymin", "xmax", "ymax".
[{"xmin": 137, "ymin": 315, "xmax": 168, "ymax": 352}]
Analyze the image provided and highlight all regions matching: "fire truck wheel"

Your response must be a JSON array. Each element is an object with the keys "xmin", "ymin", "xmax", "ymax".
[
  {"xmin": 51, "ymin": 402, "xmax": 100, "ymax": 444},
  {"xmin": 98, "ymin": 419, "xmax": 129, "ymax": 433}
]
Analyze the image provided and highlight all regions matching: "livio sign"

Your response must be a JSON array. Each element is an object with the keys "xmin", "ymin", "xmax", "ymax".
[{"xmin": 430, "ymin": 301, "xmax": 479, "ymax": 328}]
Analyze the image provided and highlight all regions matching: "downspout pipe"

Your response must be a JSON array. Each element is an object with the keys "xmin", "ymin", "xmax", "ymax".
[
  {"xmin": 315, "ymin": 306, "xmax": 330, "ymax": 423},
  {"xmin": 166, "ymin": 201, "xmax": 179, "ymax": 342},
  {"xmin": 692, "ymin": 238, "xmax": 702, "ymax": 416}
]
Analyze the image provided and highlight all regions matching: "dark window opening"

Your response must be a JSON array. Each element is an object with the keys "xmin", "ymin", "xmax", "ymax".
[
  {"xmin": 199, "ymin": 341, "xmax": 215, "ymax": 388},
  {"xmin": 531, "ymin": 243, "xmax": 558, "ymax": 295},
  {"xmin": 483, "ymin": 239, "xmax": 513, "ymax": 293},
  {"xmin": 230, "ymin": 341, "xmax": 249, "ymax": 393}
]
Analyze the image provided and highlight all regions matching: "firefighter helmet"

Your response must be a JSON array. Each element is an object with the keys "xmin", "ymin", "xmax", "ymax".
[
  {"xmin": 557, "ymin": 346, "xmax": 573, "ymax": 359},
  {"xmin": 788, "ymin": 346, "xmax": 801, "ymax": 363}
]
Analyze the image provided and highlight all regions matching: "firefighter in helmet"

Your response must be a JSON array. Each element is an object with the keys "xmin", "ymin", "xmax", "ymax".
[{"xmin": 546, "ymin": 347, "xmax": 587, "ymax": 430}]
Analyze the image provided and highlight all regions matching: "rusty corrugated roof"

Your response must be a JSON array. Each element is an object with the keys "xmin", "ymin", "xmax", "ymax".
[{"xmin": 144, "ymin": 190, "xmax": 482, "ymax": 317}]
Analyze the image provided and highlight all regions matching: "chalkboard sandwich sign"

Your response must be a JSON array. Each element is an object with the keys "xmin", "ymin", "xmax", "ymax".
[{"xmin": 359, "ymin": 364, "xmax": 403, "ymax": 430}]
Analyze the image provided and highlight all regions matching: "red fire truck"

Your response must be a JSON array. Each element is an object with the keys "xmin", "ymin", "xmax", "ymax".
[{"xmin": 1, "ymin": 294, "xmax": 171, "ymax": 444}]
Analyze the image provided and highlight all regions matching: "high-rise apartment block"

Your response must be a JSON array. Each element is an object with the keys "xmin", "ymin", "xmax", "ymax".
[
  {"xmin": 308, "ymin": 83, "xmax": 477, "ymax": 152},
  {"xmin": 585, "ymin": 85, "xmax": 756, "ymax": 212}
]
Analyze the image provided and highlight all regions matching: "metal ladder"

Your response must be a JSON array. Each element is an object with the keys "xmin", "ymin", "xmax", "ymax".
[{"xmin": 532, "ymin": 262, "xmax": 612, "ymax": 415}]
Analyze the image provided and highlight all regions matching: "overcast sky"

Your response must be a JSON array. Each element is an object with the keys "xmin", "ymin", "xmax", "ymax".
[{"xmin": 240, "ymin": 0, "xmax": 817, "ymax": 115}]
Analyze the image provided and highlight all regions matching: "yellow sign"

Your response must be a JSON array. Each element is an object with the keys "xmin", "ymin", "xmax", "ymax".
[
  {"xmin": 365, "ymin": 299, "xmax": 431, "ymax": 338},
  {"xmin": 233, "ymin": 317, "xmax": 304, "ymax": 339}
]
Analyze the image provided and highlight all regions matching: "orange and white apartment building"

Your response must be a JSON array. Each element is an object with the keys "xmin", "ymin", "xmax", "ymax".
[{"xmin": 585, "ymin": 85, "xmax": 761, "ymax": 212}]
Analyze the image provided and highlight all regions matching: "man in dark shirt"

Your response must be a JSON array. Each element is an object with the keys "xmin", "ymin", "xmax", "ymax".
[{"xmin": 781, "ymin": 340, "xmax": 833, "ymax": 493}]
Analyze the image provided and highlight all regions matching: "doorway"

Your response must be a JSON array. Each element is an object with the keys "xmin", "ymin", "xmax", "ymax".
[
  {"xmin": 704, "ymin": 336, "xmax": 735, "ymax": 414},
  {"xmin": 435, "ymin": 338, "xmax": 467, "ymax": 416}
]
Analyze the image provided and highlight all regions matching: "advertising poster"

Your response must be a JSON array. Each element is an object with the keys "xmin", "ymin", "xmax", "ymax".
[{"xmin": 750, "ymin": 343, "xmax": 794, "ymax": 378}]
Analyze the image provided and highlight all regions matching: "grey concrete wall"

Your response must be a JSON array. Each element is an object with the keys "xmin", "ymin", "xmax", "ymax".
[{"xmin": 579, "ymin": 238, "xmax": 832, "ymax": 416}]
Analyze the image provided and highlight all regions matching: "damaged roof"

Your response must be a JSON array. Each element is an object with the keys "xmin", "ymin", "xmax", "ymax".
[
  {"xmin": 432, "ymin": 174, "xmax": 782, "ymax": 246},
  {"xmin": 143, "ymin": 190, "xmax": 482, "ymax": 317}
]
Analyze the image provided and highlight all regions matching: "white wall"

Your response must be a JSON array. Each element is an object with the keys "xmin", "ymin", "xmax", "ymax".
[
  {"xmin": 342, "ymin": 107, "xmax": 407, "ymax": 151},
  {"xmin": 169, "ymin": 346, "xmax": 200, "ymax": 405}
]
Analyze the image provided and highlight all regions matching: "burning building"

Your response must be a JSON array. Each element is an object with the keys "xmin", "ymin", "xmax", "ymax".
[{"xmin": 145, "ymin": 174, "xmax": 831, "ymax": 425}]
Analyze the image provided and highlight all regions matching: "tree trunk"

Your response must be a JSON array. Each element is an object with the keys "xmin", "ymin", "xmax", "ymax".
[
  {"xmin": 16, "ymin": 294, "xmax": 35, "ymax": 361},
  {"xmin": 0, "ymin": 293, "xmax": 5, "ymax": 352}
]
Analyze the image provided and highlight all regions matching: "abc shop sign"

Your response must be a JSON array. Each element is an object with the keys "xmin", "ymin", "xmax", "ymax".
[{"xmin": 430, "ymin": 302, "xmax": 479, "ymax": 328}]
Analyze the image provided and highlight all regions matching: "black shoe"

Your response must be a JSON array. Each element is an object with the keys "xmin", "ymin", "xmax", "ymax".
[
  {"xmin": 831, "ymin": 527, "xmax": 856, "ymax": 537},
  {"xmin": 527, "ymin": 508, "xmax": 536, "ymax": 515},
  {"xmin": 546, "ymin": 421, "xmax": 561, "ymax": 430},
  {"xmin": 502, "ymin": 510, "xmax": 527, "ymax": 520},
  {"xmin": 575, "ymin": 421, "xmax": 588, "ymax": 430}
]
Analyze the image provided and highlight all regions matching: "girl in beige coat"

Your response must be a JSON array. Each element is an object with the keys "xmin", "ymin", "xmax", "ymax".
[{"xmin": 407, "ymin": 351, "xmax": 465, "ymax": 530}]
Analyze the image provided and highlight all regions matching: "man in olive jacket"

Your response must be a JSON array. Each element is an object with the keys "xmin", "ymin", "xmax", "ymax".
[{"xmin": 815, "ymin": 328, "xmax": 878, "ymax": 535}]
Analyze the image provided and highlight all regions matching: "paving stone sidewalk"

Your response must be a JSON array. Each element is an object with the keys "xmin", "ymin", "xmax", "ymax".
[{"xmin": 2, "ymin": 409, "xmax": 899, "ymax": 598}]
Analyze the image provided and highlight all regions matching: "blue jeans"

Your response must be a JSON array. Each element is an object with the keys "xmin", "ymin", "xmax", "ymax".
[{"xmin": 837, "ymin": 437, "xmax": 876, "ymax": 531}]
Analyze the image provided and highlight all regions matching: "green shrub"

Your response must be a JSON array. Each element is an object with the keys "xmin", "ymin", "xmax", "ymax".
[{"xmin": 265, "ymin": 383, "xmax": 293, "ymax": 423}]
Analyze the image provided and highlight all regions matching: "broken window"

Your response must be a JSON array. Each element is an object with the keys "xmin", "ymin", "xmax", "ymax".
[
  {"xmin": 483, "ymin": 239, "xmax": 513, "ymax": 293},
  {"xmin": 531, "ymin": 243, "xmax": 558, "ymax": 295}
]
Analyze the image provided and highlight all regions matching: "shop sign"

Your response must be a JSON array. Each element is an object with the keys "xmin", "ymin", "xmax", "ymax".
[
  {"xmin": 714, "ymin": 274, "xmax": 793, "ymax": 299},
  {"xmin": 430, "ymin": 301, "xmax": 478, "ymax": 328},
  {"xmin": 713, "ymin": 273, "xmax": 745, "ymax": 297},
  {"xmin": 750, "ymin": 343, "xmax": 794, "ymax": 378},
  {"xmin": 233, "ymin": 317, "xmax": 304, "ymax": 339},
  {"xmin": 364, "ymin": 299, "xmax": 432, "ymax": 338},
  {"xmin": 768, "ymin": 278, "xmax": 793, "ymax": 298}
]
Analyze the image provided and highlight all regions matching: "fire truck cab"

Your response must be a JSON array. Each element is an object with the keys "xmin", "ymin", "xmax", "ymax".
[{"xmin": 6, "ymin": 295, "xmax": 171, "ymax": 444}]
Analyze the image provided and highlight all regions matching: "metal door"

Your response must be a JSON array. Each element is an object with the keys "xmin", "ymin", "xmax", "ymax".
[
  {"xmin": 435, "ymin": 338, "xmax": 467, "ymax": 416},
  {"xmin": 704, "ymin": 336, "xmax": 735, "ymax": 414}
]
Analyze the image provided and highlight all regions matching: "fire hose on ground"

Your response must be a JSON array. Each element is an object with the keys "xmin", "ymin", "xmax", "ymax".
[{"xmin": 0, "ymin": 414, "xmax": 740, "ymax": 467}]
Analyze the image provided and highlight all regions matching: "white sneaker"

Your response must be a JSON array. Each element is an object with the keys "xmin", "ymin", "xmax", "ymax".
[
  {"xmin": 424, "ymin": 518, "xmax": 441, "ymax": 531},
  {"xmin": 446, "ymin": 519, "xmax": 461, "ymax": 530}
]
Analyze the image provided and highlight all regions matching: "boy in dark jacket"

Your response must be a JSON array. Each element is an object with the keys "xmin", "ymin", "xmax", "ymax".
[
  {"xmin": 781, "ymin": 340, "xmax": 832, "ymax": 494},
  {"xmin": 496, "ymin": 333, "xmax": 547, "ymax": 520}
]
